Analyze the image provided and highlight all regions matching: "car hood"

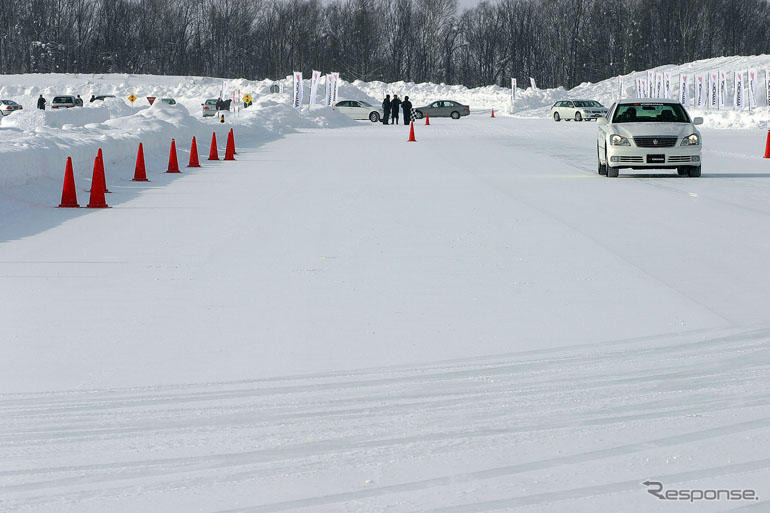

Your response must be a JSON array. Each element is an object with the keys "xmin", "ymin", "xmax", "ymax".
[{"xmin": 611, "ymin": 123, "xmax": 696, "ymax": 138}]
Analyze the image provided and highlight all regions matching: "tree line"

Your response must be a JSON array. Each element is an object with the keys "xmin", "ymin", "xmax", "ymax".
[{"xmin": 1, "ymin": 0, "xmax": 769, "ymax": 89}]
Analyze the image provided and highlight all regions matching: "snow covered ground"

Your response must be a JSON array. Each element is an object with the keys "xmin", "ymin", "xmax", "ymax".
[{"xmin": 2, "ymin": 60, "xmax": 770, "ymax": 512}]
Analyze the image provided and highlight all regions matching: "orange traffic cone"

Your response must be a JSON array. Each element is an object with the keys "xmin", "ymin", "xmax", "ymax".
[
  {"xmin": 764, "ymin": 130, "xmax": 770, "ymax": 158},
  {"xmin": 133, "ymin": 143, "xmax": 149, "ymax": 181},
  {"xmin": 208, "ymin": 132, "xmax": 219, "ymax": 161},
  {"xmin": 408, "ymin": 122, "xmax": 416, "ymax": 142},
  {"xmin": 188, "ymin": 136, "xmax": 201, "ymax": 168},
  {"xmin": 166, "ymin": 138, "xmax": 180, "ymax": 173},
  {"xmin": 229, "ymin": 128, "xmax": 237, "ymax": 155},
  {"xmin": 425, "ymin": 113, "xmax": 430, "ymax": 126},
  {"xmin": 87, "ymin": 156, "xmax": 109, "ymax": 208},
  {"xmin": 224, "ymin": 129, "xmax": 236, "ymax": 160},
  {"xmin": 96, "ymin": 148, "xmax": 110, "ymax": 192},
  {"xmin": 58, "ymin": 157, "xmax": 79, "ymax": 208},
  {"xmin": 491, "ymin": 109, "xmax": 495, "ymax": 118}
]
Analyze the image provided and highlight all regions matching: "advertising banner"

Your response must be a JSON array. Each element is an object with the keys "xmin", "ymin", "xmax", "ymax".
[
  {"xmin": 709, "ymin": 71, "xmax": 718, "ymax": 109},
  {"xmin": 292, "ymin": 71, "xmax": 303, "ymax": 109},
  {"xmin": 748, "ymin": 69, "xmax": 758, "ymax": 109},
  {"xmin": 324, "ymin": 74, "xmax": 333, "ymax": 107},
  {"xmin": 734, "ymin": 71, "xmax": 744, "ymax": 109},
  {"xmin": 331, "ymin": 72, "xmax": 340, "ymax": 105},
  {"xmin": 719, "ymin": 71, "xmax": 727, "ymax": 108},
  {"xmin": 679, "ymin": 74, "xmax": 689, "ymax": 105},
  {"xmin": 695, "ymin": 74, "xmax": 705, "ymax": 107},
  {"xmin": 309, "ymin": 70, "xmax": 321, "ymax": 106},
  {"xmin": 655, "ymin": 72, "xmax": 663, "ymax": 98},
  {"xmin": 663, "ymin": 72, "xmax": 672, "ymax": 99},
  {"xmin": 511, "ymin": 78, "xmax": 517, "ymax": 109},
  {"xmin": 647, "ymin": 70, "xmax": 654, "ymax": 97}
]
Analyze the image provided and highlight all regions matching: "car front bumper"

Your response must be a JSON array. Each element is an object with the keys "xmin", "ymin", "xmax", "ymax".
[{"xmin": 606, "ymin": 143, "xmax": 701, "ymax": 169}]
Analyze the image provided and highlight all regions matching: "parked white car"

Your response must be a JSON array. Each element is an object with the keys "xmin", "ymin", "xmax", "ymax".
[
  {"xmin": 596, "ymin": 99, "xmax": 703, "ymax": 178},
  {"xmin": 202, "ymin": 98, "xmax": 219, "ymax": 117},
  {"xmin": 0, "ymin": 99, "xmax": 23, "ymax": 116},
  {"xmin": 551, "ymin": 100, "xmax": 607, "ymax": 121},
  {"xmin": 51, "ymin": 95, "xmax": 77, "ymax": 109},
  {"xmin": 334, "ymin": 100, "xmax": 382, "ymax": 122}
]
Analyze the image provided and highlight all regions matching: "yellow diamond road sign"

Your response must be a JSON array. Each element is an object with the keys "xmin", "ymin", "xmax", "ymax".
[
  {"xmin": 243, "ymin": 94, "xmax": 252, "ymax": 103},
  {"xmin": 128, "ymin": 94, "xmax": 137, "ymax": 103}
]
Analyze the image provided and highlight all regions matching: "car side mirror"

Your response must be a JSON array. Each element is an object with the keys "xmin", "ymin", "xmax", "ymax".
[
  {"xmin": 596, "ymin": 117, "xmax": 608, "ymax": 126},
  {"xmin": 693, "ymin": 117, "xmax": 703, "ymax": 125}
]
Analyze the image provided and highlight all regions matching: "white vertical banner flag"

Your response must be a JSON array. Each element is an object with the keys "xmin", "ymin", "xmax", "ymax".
[
  {"xmin": 766, "ymin": 70, "xmax": 770, "ymax": 106},
  {"xmin": 695, "ymin": 74, "xmax": 705, "ymax": 107},
  {"xmin": 292, "ymin": 71, "xmax": 303, "ymax": 109},
  {"xmin": 719, "ymin": 70, "xmax": 727, "ymax": 108},
  {"xmin": 635, "ymin": 78, "xmax": 641, "ymax": 97},
  {"xmin": 221, "ymin": 81, "xmax": 228, "ymax": 99},
  {"xmin": 647, "ymin": 70, "xmax": 654, "ymax": 97},
  {"xmin": 511, "ymin": 78, "xmax": 517, "ymax": 110},
  {"xmin": 618, "ymin": 76, "xmax": 623, "ymax": 98},
  {"xmin": 309, "ymin": 70, "xmax": 321, "ymax": 106},
  {"xmin": 655, "ymin": 72, "xmax": 663, "ymax": 97},
  {"xmin": 679, "ymin": 74, "xmax": 689, "ymax": 105},
  {"xmin": 641, "ymin": 79, "xmax": 649, "ymax": 98},
  {"xmin": 709, "ymin": 71, "xmax": 719, "ymax": 109},
  {"xmin": 324, "ymin": 74, "xmax": 333, "ymax": 107},
  {"xmin": 529, "ymin": 77, "xmax": 537, "ymax": 89},
  {"xmin": 734, "ymin": 71, "xmax": 745, "ymax": 109},
  {"xmin": 331, "ymin": 72, "xmax": 340, "ymax": 105},
  {"xmin": 663, "ymin": 71, "xmax": 671, "ymax": 98},
  {"xmin": 748, "ymin": 69, "xmax": 758, "ymax": 109}
]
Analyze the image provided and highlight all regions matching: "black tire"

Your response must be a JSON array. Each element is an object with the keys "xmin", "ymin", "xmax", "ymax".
[
  {"xmin": 415, "ymin": 110, "xmax": 424, "ymax": 119},
  {"xmin": 677, "ymin": 167, "xmax": 689, "ymax": 176},
  {"xmin": 451, "ymin": 111, "xmax": 460, "ymax": 119},
  {"xmin": 597, "ymin": 145, "xmax": 607, "ymax": 175},
  {"xmin": 574, "ymin": 112, "xmax": 582, "ymax": 122},
  {"xmin": 553, "ymin": 112, "xmax": 561, "ymax": 122},
  {"xmin": 688, "ymin": 166, "xmax": 701, "ymax": 177},
  {"xmin": 369, "ymin": 111, "xmax": 380, "ymax": 122}
]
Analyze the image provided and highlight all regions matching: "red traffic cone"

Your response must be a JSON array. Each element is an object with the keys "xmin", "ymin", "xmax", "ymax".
[
  {"xmin": 188, "ymin": 137, "xmax": 201, "ymax": 168},
  {"xmin": 425, "ymin": 113, "xmax": 430, "ymax": 126},
  {"xmin": 166, "ymin": 138, "xmax": 180, "ymax": 173},
  {"xmin": 87, "ymin": 156, "xmax": 109, "ymax": 208},
  {"xmin": 491, "ymin": 109, "xmax": 495, "ymax": 118},
  {"xmin": 408, "ymin": 121, "xmax": 416, "ymax": 142},
  {"xmin": 96, "ymin": 148, "xmax": 110, "ymax": 193},
  {"xmin": 224, "ymin": 129, "xmax": 236, "ymax": 160},
  {"xmin": 229, "ymin": 128, "xmax": 237, "ymax": 155},
  {"xmin": 208, "ymin": 132, "xmax": 219, "ymax": 161},
  {"xmin": 133, "ymin": 143, "xmax": 149, "ymax": 181},
  {"xmin": 764, "ymin": 130, "xmax": 770, "ymax": 158},
  {"xmin": 58, "ymin": 157, "xmax": 79, "ymax": 208}
]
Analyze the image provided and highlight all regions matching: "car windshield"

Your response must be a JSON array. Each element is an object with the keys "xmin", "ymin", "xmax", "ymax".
[
  {"xmin": 589, "ymin": 101, "xmax": 603, "ymax": 107},
  {"xmin": 206, "ymin": 100, "xmax": 218, "ymax": 105},
  {"xmin": 612, "ymin": 103, "xmax": 690, "ymax": 123},
  {"xmin": 573, "ymin": 101, "xmax": 594, "ymax": 107}
]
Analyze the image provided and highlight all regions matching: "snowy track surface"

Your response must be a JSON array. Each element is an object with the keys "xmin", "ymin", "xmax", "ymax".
[{"xmin": 2, "ymin": 115, "xmax": 770, "ymax": 511}]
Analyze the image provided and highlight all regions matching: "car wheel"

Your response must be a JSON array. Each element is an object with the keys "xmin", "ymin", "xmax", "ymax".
[
  {"xmin": 369, "ymin": 111, "xmax": 380, "ymax": 122},
  {"xmin": 605, "ymin": 148, "xmax": 618, "ymax": 177},
  {"xmin": 597, "ymin": 145, "xmax": 607, "ymax": 175},
  {"xmin": 415, "ymin": 110, "xmax": 424, "ymax": 119},
  {"xmin": 575, "ymin": 112, "xmax": 582, "ymax": 122},
  {"xmin": 553, "ymin": 112, "xmax": 561, "ymax": 122},
  {"xmin": 451, "ymin": 111, "xmax": 460, "ymax": 119},
  {"xmin": 688, "ymin": 166, "xmax": 701, "ymax": 177},
  {"xmin": 677, "ymin": 167, "xmax": 689, "ymax": 176}
]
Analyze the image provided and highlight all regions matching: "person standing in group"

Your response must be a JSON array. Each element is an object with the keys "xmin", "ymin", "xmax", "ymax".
[
  {"xmin": 390, "ymin": 94, "xmax": 401, "ymax": 125},
  {"xmin": 37, "ymin": 95, "xmax": 46, "ymax": 110},
  {"xmin": 382, "ymin": 95, "xmax": 391, "ymax": 125},
  {"xmin": 402, "ymin": 95, "xmax": 413, "ymax": 127}
]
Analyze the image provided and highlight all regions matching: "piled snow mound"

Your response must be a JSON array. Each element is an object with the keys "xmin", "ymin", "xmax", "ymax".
[{"xmin": 0, "ymin": 83, "xmax": 356, "ymax": 190}]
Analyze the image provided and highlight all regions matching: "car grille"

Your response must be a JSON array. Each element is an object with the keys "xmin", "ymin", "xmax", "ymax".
[
  {"xmin": 619, "ymin": 156, "xmax": 644, "ymax": 163},
  {"xmin": 668, "ymin": 156, "xmax": 692, "ymax": 163},
  {"xmin": 633, "ymin": 136, "xmax": 678, "ymax": 148}
]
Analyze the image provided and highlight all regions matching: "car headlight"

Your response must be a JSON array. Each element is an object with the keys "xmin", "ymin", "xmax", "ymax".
[
  {"xmin": 680, "ymin": 133, "xmax": 700, "ymax": 146},
  {"xmin": 609, "ymin": 134, "xmax": 630, "ymax": 146}
]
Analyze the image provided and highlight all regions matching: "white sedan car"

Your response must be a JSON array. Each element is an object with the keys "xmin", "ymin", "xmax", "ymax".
[
  {"xmin": 551, "ymin": 99, "xmax": 607, "ymax": 121},
  {"xmin": 597, "ymin": 99, "xmax": 703, "ymax": 177},
  {"xmin": 1, "ymin": 99, "xmax": 23, "ymax": 116},
  {"xmin": 334, "ymin": 100, "xmax": 382, "ymax": 122}
]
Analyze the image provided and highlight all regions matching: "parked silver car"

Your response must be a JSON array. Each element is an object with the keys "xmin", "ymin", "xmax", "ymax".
[
  {"xmin": 414, "ymin": 100, "xmax": 470, "ymax": 120},
  {"xmin": 202, "ymin": 98, "xmax": 219, "ymax": 117},
  {"xmin": 0, "ymin": 99, "xmax": 23, "ymax": 116},
  {"xmin": 551, "ymin": 100, "xmax": 607, "ymax": 121}
]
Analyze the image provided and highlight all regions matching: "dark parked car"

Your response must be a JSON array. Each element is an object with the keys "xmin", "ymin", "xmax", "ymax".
[{"xmin": 414, "ymin": 100, "xmax": 470, "ymax": 120}]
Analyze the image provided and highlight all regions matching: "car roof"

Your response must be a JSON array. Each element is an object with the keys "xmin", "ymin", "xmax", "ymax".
[{"xmin": 618, "ymin": 98, "xmax": 680, "ymax": 104}]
